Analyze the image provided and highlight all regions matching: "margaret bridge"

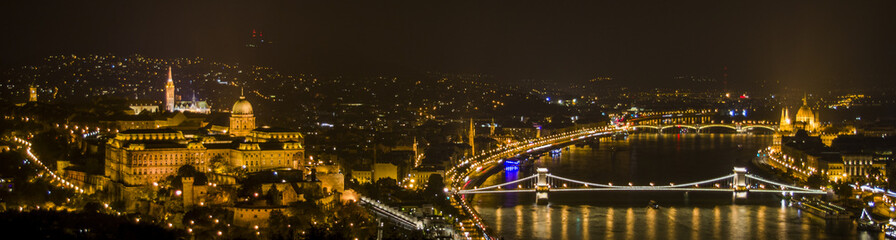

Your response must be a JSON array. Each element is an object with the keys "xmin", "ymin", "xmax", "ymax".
[{"xmin": 627, "ymin": 123, "xmax": 777, "ymax": 133}]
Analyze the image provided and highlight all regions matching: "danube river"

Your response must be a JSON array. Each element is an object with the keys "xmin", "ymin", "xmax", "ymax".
[{"xmin": 472, "ymin": 133, "xmax": 874, "ymax": 240}]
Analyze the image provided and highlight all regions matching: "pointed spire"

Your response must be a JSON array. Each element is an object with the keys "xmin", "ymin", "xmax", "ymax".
[
  {"xmin": 240, "ymin": 87, "xmax": 245, "ymax": 99},
  {"xmin": 802, "ymin": 93, "xmax": 808, "ymax": 105},
  {"xmin": 167, "ymin": 67, "xmax": 173, "ymax": 82},
  {"xmin": 469, "ymin": 118, "xmax": 475, "ymax": 156}
]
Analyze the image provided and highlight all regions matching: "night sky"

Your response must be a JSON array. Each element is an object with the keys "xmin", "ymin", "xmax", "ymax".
[{"xmin": 2, "ymin": 1, "xmax": 895, "ymax": 90}]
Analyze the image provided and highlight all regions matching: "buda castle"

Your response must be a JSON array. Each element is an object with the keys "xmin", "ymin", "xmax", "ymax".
[{"xmin": 104, "ymin": 67, "xmax": 304, "ymax": 186}]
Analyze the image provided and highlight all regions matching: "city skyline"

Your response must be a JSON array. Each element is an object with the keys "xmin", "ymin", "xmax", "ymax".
[
  {"xmin": 2, "ymin": 1, "xmax": 896, "ymax": 92},
  {"xmin": 2, "ymin": 1, "xmax": 896, "ymax": 239}
]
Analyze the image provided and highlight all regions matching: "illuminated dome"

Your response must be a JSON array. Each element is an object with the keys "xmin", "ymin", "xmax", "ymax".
[
  {"xmin": 232, "ymin": 96, "xmax": 254, "ymax": 115},
  {"xmin": 795, "ymin": 98, "xmax": 814, "ymax": 123}
]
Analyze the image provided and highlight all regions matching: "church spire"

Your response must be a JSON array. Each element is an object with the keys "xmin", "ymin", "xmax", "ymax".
[
  {"xmin": 469, "ymin": 118, "xmax": 475, "ymax": 156},
  {"xmin": 165, "ymin": 66, "xmax": 176, "ymax": 112}
]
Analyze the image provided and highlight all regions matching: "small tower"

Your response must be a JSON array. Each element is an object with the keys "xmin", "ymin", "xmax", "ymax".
[
  {"xmin": 489, "ymin": 118, "xmax": 496, "ymax": 136},
  {"xmin": 468, "ymin": 118, "xmax": 475, "ymax": 156},
  {"xmin": 412, "ymin": 137, "xmax": 418, "ymax": 157},
  {"xmin": 779, "ymin": 107, "xmax": 791, "ymax": 132},
  {"xmin": 165, "ymin": 67, "xmax": 175, "ymax": 112},
  {"xmin": 536, "ymin": 125, "xmax": 542, "ymax": 138},
  {"xmin": 182, "ymin": 176, "xmax": 195, "ymax": 209},
  {"xmin": 29, "ymin": 86, "xmax": 37, "ymax": 102}
]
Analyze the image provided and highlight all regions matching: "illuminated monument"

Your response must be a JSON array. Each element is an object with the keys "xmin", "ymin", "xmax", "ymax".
[
  {"xmin": 158, "ymin": 67, "xmax": 211, "ymax": 114},
  {"xmin": 165, "ymin": 67, "xmax": 175, "ymax": 112},
  {"xmin": 105, "ymin": 91, "xmax": 304, "ymax": 186},
  {"xmin": 229, "ymin": 90, "xmax": 256, "ymax": 137},
  {"xmin": 780, "ymin": 96, "xmax": 820, "ymax": 133}
]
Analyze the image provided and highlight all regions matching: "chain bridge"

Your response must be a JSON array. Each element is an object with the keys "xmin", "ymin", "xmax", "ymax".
[{"xmin": 457, "ymin": 167, "xmax": 824, "ymax": 204}]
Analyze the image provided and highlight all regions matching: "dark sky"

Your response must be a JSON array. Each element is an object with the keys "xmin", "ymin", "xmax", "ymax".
[{"xmin": 2, "ymin": 1, "xmax": 895, "ymax": 91}]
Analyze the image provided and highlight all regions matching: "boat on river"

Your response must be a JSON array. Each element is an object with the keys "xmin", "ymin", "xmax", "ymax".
[
  {"xmin": 793, "ymin": 197, "xmax": 851, "ymax": 219},
  {"xmin": 857, "ymin": 209, "xmax": 880, "ymax": 232},
  {"xmin": 647, "ymin": 200, "xmax": 660, "ymax": 209}
]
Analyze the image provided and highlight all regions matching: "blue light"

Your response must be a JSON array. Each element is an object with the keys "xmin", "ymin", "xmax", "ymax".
[
  {"xmin": 742, "ymin": 109, "xmax": 748, "ymax": 117},
  {"xmin": 729, "ymin": 110, "xmax": 735, "ymax": 116}
]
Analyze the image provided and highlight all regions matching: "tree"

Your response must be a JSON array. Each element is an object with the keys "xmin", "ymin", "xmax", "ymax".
[
  {"xmin": 30, "ymin": 130, "xmax": 69, "ymax": 168},
  {"xmin": 267, "ymin": 210, "xmax": 290, "ymax": 239},
  {"xmin": 171, "ymin": 165, "xmax": 208, "ymax": 189},
  {"xmin": 82, "ymin": 202, "xmax": 103, "ymax": 214},
  {"xmin": 209, "ymin": 155, "xmax": 228, "ymax": 174},
  {"xmin": 806, "ymin": 173, "xmax": 827, "ymax": 189},
  {"xmin": 288, "ymin": 200, "xmax": 324, "ymax": 229},
  {"xmin": 267, "ymin": 184, "xmax": 282, "ymax": 206},
  {"xmin": 834, "ymin": 182, "xmax": 853, "ymax": 200},
  {"xmin": 424, "ymin": 174, "xmax": 445, "ymax": 196},
  {"xmin": 177, "ymin": 165, "xmax": 197, "ymax": 177}
]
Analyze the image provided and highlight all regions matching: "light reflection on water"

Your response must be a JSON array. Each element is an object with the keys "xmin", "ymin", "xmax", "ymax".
[
  {"xmin": 472, "ymin": 134, "xmax": 872, "ymax": 240},
  {"xmin": 475, "ymin": 203, "xmax": 865, "ymax": 240}
]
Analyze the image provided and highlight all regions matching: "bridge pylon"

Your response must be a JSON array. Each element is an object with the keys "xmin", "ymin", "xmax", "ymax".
[
  {"xmin": 536, "ymin": 168, "xmax": 549, "ymax": 204},
  {"xmin": 733, "ymin": 167, "xmax": 748, "ymax": 192}
]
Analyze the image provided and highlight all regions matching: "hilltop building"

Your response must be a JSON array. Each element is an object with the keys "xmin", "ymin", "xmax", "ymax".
[{"xmin": 160, "ymin": 67, "xmax": 211, "ymax": 114}]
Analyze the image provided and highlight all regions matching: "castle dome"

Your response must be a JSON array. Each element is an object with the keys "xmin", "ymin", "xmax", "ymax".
[{"xmin": 232, "ymin": 96, "xmax": 253, "ymax": 115}]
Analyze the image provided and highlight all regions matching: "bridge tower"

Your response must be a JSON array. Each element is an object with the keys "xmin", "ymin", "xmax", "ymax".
[
  {"xmin": 733, "ymin": 167, "xmax": 748, "ymax": 191},
  {"xmin": 536, "ymin": 168, "xmax": 549, "ymax": 204},
  {"xmin": 735, "ymin": 123, "xmax": 746, "ymax": 133}
]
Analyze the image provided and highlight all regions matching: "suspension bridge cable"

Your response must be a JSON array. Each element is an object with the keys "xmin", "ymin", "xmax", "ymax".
[
  {"xmin": 745, "ymin": 174, "xmax": 808, "ymax": 190},
  {"xmin": 664, "ymin": 174, "xmax": 737, "ymax": 188},
  {"xmin": 546, "ymin": 175, "xmax": 618, "ymax": 188},
  {"xmin": 465, "ymin": 175, "xmax": 538, "ymax": 191}
]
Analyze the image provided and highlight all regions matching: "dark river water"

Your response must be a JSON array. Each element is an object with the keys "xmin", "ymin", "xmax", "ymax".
[{"xmin": 472, "ymin": 133, "xmax": 876, "ymax": 240}]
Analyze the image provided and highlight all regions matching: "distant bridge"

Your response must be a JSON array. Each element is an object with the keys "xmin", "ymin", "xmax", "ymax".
[
  {"xmin": 457, "ymin": 167, "xmax": 823, "ymax": 203},
  {"xmin": 628, "ymin": 123, "xmax": 777, "ymax": 133}
]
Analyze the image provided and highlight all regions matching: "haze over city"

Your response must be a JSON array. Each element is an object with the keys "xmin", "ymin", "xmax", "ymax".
[{"xmin": 3, "ymin": 1, "xmax": 896, "ymax": 91}]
